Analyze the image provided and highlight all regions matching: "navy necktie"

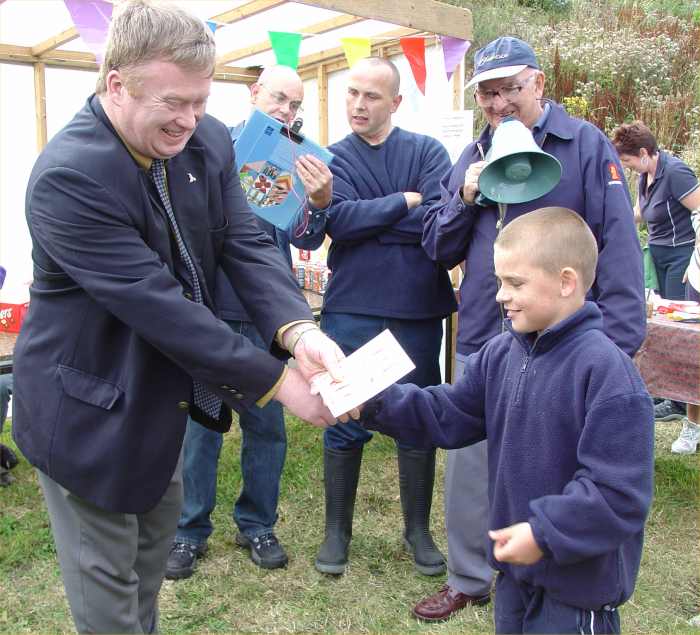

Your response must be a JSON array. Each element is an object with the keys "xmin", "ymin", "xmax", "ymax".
[{"xmin": 150, "ymin": 159, "xmax": 222, "ymax": 420}]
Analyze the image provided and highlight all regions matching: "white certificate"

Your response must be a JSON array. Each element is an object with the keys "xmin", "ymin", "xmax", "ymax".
[{"xmin": 311, "ymin": 329, "xmax": 416, "ymax": 418}]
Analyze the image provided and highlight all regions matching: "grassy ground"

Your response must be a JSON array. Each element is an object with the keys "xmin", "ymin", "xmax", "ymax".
[{"xmin": 1, "ymin": 416, "xmax": 698, "ymax": 633}]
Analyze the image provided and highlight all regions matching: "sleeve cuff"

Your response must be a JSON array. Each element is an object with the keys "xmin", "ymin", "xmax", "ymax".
[
  {"xmin": 256, "ymin": 366, "xmax": 288, "ymax": 408},
  {"xmin": 528, "ymin": 515, "xmax": 553, "ymax": 559},
  {"xmin": 276, "ymin": 320, "xmax": 317, "ymax": 349}
]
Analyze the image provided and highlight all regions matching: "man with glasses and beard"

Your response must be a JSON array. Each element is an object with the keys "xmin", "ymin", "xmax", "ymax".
[{"xmin": 414, "ymin": 36, "xmax": 646, "ymax": 623}]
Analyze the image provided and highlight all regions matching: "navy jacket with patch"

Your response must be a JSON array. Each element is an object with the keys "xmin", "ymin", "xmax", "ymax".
[{"xmin": 422, "ymin": 101, "xmax": 646, "ymax": 356}]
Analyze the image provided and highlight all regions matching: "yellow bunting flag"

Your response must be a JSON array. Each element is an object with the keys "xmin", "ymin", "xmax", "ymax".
[{"xmin": 341, "ymin": 37, "xmax": 371, "ymax": 68}]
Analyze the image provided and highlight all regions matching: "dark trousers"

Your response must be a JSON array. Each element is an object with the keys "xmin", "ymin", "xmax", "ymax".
[
  {"xmin": 176, "ymin": 320, "xmax": 286, "ymax": 545},
  {"xmin": 320, "ymin": 312, "xmax": 443, "ymax": 451},
  {"xmin": 494, "ymin": 572, "xmax": 621, "ymax": 635},
  {"xmin": 649, "ymin": 242, "xmax": 694, "ymax": 300}
]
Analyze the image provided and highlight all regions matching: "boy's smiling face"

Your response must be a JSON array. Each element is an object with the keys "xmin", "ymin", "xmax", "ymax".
[{"xmin": 494, "ymin": 245, "xmax": 572, "ymax": 335}]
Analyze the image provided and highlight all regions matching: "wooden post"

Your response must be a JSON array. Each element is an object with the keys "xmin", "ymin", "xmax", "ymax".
[
  {"xmin": 448, "ymin": 61, "xmax": 465, "ymax": 382},
  {"xmin": 452, "ymin": 60, "xmax": 463, "ymax": 110},
  {"xmin": 34, "ymin": 62, "xmax": 47, "ymax": 152},
  {"xmin": 317, "ymin": 63, "xmax": 328, "ymax": 147}
]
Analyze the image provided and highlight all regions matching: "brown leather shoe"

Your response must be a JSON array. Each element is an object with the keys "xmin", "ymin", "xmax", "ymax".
[{"xmin": 412, "ymin": 584, "xmax": 490, "ymax": 622}]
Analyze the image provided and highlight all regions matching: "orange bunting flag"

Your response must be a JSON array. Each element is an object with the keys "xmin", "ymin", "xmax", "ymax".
[{"xmin": 341, "ymin": 37, "xmax": 371, "ymax": 68}]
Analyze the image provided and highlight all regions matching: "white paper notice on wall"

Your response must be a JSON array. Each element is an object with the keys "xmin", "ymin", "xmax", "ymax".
[
  {"xmin": 311, "ymin": 329, "xmax": 416, "ymax": 418},
  {"xmin": 436, "ymin": 110, "xmax": 474, "ymax": 164}
]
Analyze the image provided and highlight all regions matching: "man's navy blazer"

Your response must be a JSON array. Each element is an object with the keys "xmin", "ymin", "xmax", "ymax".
[{"xmin": 13, "ymin": 96, "xmax": 313, "ymax": 513}]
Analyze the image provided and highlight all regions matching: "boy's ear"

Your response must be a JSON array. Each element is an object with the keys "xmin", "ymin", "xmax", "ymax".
[{"xmin": 560, "ymin": 267, "xmax": 578, "ymax": 297}]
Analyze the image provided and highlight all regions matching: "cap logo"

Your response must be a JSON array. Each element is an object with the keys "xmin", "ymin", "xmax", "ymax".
[{"xmin": 477, "ymin": 53, "xmax": 509, "ymax": 68}]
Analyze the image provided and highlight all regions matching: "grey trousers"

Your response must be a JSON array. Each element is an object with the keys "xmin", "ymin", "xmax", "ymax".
[
  {"xmin": 444, "ymin": 353, "xmax": 493, "ymax": 597},
  {"xmin": 37, "ymin": 455, "xmax": 183, "ymax": 634}
]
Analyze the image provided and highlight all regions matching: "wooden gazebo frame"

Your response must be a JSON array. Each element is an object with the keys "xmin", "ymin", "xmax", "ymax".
[{"xmin": 0, "ymin": 0, "xmax": 473, "ymax": 151}]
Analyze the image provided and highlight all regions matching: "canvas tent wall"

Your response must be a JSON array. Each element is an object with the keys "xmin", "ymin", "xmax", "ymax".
[{"xmin": 0, "ymin": 0, "xmax": 473, "ymax": 295}]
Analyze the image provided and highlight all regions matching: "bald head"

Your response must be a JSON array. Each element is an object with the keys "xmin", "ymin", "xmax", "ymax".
[
  {"xmin": 257, "ymin": 64, "xmax": 302, "ymax": 88},
  {"xmin": 350, "ymin": 57, "xmax": 400, "ymax": 96},
  {"xmin": 250, "ymin": 65, "xmax": 304, "ymax": 124},
  {"xmin": 345, "ymin": 57, "xmax": 402, "ymax": 145}
]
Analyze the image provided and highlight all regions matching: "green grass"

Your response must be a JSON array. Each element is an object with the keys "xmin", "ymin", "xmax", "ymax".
[{"xmin": 1, "ymin": 416, "xmax": 698, "ymax": 633}]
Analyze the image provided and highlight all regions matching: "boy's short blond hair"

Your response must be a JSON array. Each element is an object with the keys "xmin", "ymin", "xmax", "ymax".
[{"xmin": 495, "ymin": 207, "xmax": 598, "ymax": 292}]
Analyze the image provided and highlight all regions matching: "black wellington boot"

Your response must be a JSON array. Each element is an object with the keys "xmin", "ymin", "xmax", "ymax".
[
  {"xmin": 398, "ymin": 447, "xmax": 446, "ymax": 575},
  {"xmin": 314, "ymin": 446, "xmax": 363, "ymax": 575}
]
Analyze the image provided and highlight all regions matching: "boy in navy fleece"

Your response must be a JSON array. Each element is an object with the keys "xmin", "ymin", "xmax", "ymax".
[{"xmin": 360, "ymin": 207, "xmax": 654, "ymax": 634}]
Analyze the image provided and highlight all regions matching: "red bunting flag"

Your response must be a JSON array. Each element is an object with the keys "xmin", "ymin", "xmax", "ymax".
[{"xmin": 400, "ymin": 37, "xmax": 426, "ymax": 95}]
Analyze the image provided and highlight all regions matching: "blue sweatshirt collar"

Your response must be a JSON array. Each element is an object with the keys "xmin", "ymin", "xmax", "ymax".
[
  {"xmin": 506, "ymin": 301, "xmax": 605, "ymax": 354},
  {"xmin": 350, "ymin": 126, "xmax": 400, "ymax": 151}
]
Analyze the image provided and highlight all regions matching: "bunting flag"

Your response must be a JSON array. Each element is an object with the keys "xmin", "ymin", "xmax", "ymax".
[
  {"xmin": 206, "ymin": 20, "xmax": 218, "ymax": 34},
  {"xmin": 340, "ymin": 37, "xmax": 371, "ymax": 69},
  {"xmin": 268, "ymin": 31, "xmax": 303, "ymax": 69},
  {"xmin": 400, "ymin": 37, "xmax": 426, "ymax": 95},
  {"xmin": 441, "ymin": 36, "xmax": 471, "ymax": 81},
  {"xmin": 64, "ymin": 0, "xmax": 113, "ymax": 64}
]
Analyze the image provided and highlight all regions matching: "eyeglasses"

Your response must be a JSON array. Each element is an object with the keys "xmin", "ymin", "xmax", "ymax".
[
  {"xmin": 474, "ymin": 74, "xmax": 537, "ymax": 105},
  {"xmin": 258, "ymin": 84, "xmax": 303, "ymax": 114}
]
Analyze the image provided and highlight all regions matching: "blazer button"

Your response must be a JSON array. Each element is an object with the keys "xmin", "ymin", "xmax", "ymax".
[
  {"xmin": 178, "ymin": 401, "xmax": 189, "ymax": 410},
  {"xmin": 221, "ymin": 385, "xmax": 230, "ymax": 390},
  {"xmin": 184, "ymin": 291, "xmax": 193, "ymax": 300},
  {"xmin": 234, "ymin": 393, "xmax": 244, "ymax": 400}
]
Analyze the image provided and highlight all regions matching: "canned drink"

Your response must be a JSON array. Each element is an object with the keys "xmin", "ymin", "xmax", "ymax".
[
  {"xmin": 312, "ymin": 266, "xmax": 320, "ymax": 292},
  {"xmin": 296, "ymin": 264, "xmax": 305, "ymax": 288}
]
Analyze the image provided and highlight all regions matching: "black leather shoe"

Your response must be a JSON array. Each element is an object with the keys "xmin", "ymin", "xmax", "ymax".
[
  {"xmin": 165, "ymin": 541, "xmax": 207, "ymax": 580},
  {"xmin": 236, "ymin": 532, "xmax": 288, "ymax": 569}
]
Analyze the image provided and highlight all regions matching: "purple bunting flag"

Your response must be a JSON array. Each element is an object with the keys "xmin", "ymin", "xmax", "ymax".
[
  {"xmin": 64, "ymin": 0, "xmax": 113, "ymax": 64},
  {"xmin": 441, "ymin": 36, "xmax": 471, "ymax": 81}
]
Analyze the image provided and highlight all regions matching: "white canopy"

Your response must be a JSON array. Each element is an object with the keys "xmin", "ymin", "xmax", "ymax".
[{"xmin": 0, "ymin": 0, "xmax": 473, "ymax": 291}]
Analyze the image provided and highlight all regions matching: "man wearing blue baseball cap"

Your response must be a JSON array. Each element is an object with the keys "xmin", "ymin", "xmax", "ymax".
[{"xmin": 416, "ymin": 36, "xmax": 646, "ymax": 627}]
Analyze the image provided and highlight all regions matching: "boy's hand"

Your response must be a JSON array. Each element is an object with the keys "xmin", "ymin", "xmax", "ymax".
[{"xmin": 489, "ymin": 522, "xmax": 543, "ymax": 565}]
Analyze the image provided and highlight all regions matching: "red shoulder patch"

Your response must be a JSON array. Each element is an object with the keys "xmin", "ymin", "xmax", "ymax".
[{"xmin": 609, "ymin": 163, "xmax": 621, "ymax": 181}]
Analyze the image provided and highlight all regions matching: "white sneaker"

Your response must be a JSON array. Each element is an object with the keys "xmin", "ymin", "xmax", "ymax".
[{"xmin": 671, "ymin": 418, "xmax": 700, "ymax": 454}]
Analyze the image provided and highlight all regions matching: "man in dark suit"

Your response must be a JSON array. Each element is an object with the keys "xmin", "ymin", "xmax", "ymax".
[{"xmin": 12, "ymin": 2, "xmax": 346, "ymax": 632}]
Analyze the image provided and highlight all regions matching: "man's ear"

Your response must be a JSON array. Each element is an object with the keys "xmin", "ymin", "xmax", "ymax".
[
  {"xmin": 560, "ymin": 267, "xmax": 578, "ymax": 297},
  {"xmin": 250, "ymin": 82, "xmax": 261, "ymax": 104},
  {"xmin": 105, "ymin": 69, "xmax": 128, "ymax": 105},
  {"xmin": 533, "ymin": 70, "xmax": 545, "ymax": 99},
  {"xmin": 391, "ymin": 94, "xmax": 402, "ymax": 114}
]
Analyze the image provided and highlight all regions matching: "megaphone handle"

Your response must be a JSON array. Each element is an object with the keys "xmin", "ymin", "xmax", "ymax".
[
  {"xmin": 496, "ymin": 202, "xmax": 507, "ymax": 230},
  {"xmin": 474, "ymin": 192, "xmax": 493, "ymax": 207}
]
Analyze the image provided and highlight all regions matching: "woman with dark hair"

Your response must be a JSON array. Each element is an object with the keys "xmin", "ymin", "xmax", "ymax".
[
  {"xmin": 611, "ymin": 120, "xmax": 700, "ymax": 452},
  {"xmin": 611, "ymin": 121, "xmax": 700, "ymax": 299}
]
